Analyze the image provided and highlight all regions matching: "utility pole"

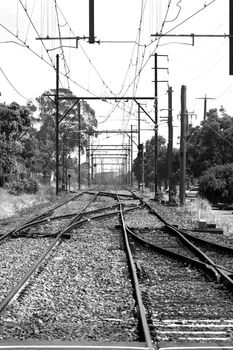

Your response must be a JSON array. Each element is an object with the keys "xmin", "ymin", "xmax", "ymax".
[
  {"xmin": 180, "ymin": 85, "xmax": 187, "ymax": 206},
  {"xmin": 154, "ymin": 53, "xmax": 159, "ymax": 199},
  {"xmin": 196, "ymin": 94, "xmax": 215, "ymax": 120},
  {"xmin": 87, "ymin": 136, "xmax": 91, "ymax": 187},
  {"xmin": 91, "ymin": 153, "xmax": 94, "ymax": 184},
  {"xmin": 131, "ymin": 125, "xmax": 133, "ymax": 186},
  {"xmin": 153, "ymin": 53, "xmax": 168, "ymax": 198},
  {"xmin": 230, "ymin": 0, "xmax": 233, "ymax": 74},
  {"xmin": 138, "ymin": 104, "xmax": 141, "ymax": 190},
  {"xmin": 167, "ymin": 86, "xmax": 173, "ymax": 203},
  {"xmin": 141, "ymin": 143, "xmax": 145, "ymax": 193},
  {"xmin": 78, "ymin": 100, "xmax": 81, "ymax": 190},
  {"xmin": 128, "ymin": 137, "xmax": 130, "ymax": 186},
  {"xmin": 89, "ymin": 0, "xmax": 95, "ymax": 43},
  {"xmin": 55, "ymin": 54, "xmax": 59, "ymax": 195}
]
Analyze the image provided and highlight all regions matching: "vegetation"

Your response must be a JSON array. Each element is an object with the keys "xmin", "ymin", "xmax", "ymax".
[
  {"xmin": 0, "ymin": 89, "xmax": 97, "ymax": 194},
  {"xmin": 0, "ymin": 101, "xmax": 34, "ymax": 187},
  {"xmin": 36, "ymin": 88, "xmax": 97, "ymax": 177},
  {"xmin": 186, "ymin": 107, "xmax": 233, "ymax": 178},
  {"xmin": 199, "ymin": 163, "xmax": 233, "ymax": 204},
  {"xmin": 132, "ymin": 135, "xmax": 180, "ymax": 190}
]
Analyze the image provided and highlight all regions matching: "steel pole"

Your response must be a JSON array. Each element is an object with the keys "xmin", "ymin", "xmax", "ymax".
[
  {"xmin": 78, "ymin": 100, "xmax": 81, "ymax": 190},
  {"xmin": 168, "ymin": 86, "xmax": 173, "ymax": 202},
  {"xmin": 180, "ymin": 85, "xmax": 187, "ymax": 206},
  {"xmin": 55, "ymin": 54, "xmax": 59, "ymax": 195},
  {"xmin": 154, "ymin": 53, "xmax": 159, "ymax": 199}
]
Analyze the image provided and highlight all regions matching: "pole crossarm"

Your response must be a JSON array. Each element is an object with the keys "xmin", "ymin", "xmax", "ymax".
[
  {"xmin": 134, "ymin": 99, "xmax": 155, "ymax": 125},
  {"xmin": 44, "ymin": 95, "xmax": 155, "ymax": 101},
  {"xmin": 90, "ymin": 150, "xmax": 130, "ymax": 154},
  {"xmin": 91, "ymin": 154, "xmax": 128, "ymax": 156},
  {"xmin": 125, "ymin": 132, "xmax": 138, "ymax": 147},
  {"xmin": 94, "ymin": 157, "xmax": 127, "ymax": 159},
  {"xmin": 151, "ymin": 33, "xmax": 231, "ymax": 46},
  {"xmin": 59, "ymin": 99, "xmax": 80, "ymax": 124},
  {"xmin": 96, "ymin": 129, "xmax": 138, "ymax": 134},
  {"xmin": 95, "ymin": 162, "xmax": 126, "ymax": 165}
]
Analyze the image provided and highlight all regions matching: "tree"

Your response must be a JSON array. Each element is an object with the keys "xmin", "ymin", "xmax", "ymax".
[
  {"xmin": 35, "ymin": 88, "xmax": 98, "ymax": 176},
  {"xmin": 199, "ymin": 163, "xmax": 233, "ymax": 204},
  {"xmin": 186, "ymin": 108, "xmax": 233, "ymax": 178},
  {"xmin": 0, "ymin": 102, "xmax": 34, "ymax": 186}
]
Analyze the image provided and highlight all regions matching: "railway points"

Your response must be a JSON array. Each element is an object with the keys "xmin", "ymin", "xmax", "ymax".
[{"xmin": 1, "ymin": 187, "xmax": 233, "ymax": 350}]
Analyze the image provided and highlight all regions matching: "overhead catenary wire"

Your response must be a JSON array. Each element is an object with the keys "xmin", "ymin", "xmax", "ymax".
[
  {"xmin": 19, "ymin": 0, "xmax": 55, "ymax": 69},
  {"xmin": 0, "ymin": 66, "xmax": 29, "ymax": 101},
  {"xmin": 204, "ymin": 122, "xmax": 233, "ymax": 149},
  {"xmin": 54, "ymin": 0, "xmax": 70, "ymax": 88},
  {"xmin": 121, "ymin": 0, "xmax": 217, "ymax": 98}
]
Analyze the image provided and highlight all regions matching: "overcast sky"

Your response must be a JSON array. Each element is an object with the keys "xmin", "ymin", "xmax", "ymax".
[{"xmin": 0, "ymin": 0, "xmax": 231, "ymax": 160}]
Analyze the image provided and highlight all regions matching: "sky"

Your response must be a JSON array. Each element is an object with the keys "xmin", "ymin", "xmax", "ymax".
[{"xmin": 0, "ymin": 0, "xmax": 231, "ymax": 170}]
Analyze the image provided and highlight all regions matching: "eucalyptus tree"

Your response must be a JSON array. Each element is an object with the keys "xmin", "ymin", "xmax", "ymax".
[
  {"xmin": 186, "ymin": 107, "xmax": 233, "ymax": 178},
  {"xmin": 35, "ymin": 88, "xmax": 98, "ymax": 176}
]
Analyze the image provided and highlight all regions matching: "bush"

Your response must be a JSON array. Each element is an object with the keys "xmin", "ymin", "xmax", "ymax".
[
  {"xmin": 198, "ymin": 163, "xmax": 233, "ymax": 204},
  {"xmin": 5, "ymin": 178, "xmax": 40, "ymax": 195}
]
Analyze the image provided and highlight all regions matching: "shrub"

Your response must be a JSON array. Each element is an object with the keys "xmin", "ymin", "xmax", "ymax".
[
  {"xmin": 198, "ymin": 163, "xmax": 233, "ymax": 204},
  {"xmin": 5, "ymin": 178, "xmax": 40, "ymax": 195}
]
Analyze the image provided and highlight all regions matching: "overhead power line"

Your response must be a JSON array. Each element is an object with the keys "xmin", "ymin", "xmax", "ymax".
[{"xmin": 0, "ymin": 66, "xmax": 29, "ymax": 100}]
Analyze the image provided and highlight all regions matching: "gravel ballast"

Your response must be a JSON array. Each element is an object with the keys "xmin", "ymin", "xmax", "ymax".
[{"xmin": 0, "ymin": 193, "xmax": 139, "ymax": 342}]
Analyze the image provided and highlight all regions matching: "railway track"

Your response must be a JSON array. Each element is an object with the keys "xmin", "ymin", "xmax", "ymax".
[
  {"xmin": 1, "ymin": 187, "xmax": 233, "ymax": 349},
  {"xmin": 120, "ymin": 188, "xmax": 233, "ymax": 347},
  {"xmin": 0, "ymin": 189, "xmax": 152, "ymax": 350}
]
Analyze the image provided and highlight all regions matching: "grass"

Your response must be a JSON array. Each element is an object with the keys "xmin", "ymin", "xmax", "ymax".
[{"xmin": 0, "ymin": 186, "xmax": 57, "ymax": 220}]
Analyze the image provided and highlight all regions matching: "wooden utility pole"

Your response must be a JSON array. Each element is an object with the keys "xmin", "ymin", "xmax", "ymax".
[
  {"xmin": 167, "ymin": 86, "xmax": 173, "ymax": 203},
  {"xmin": 180, "ymin": 85, "xmax": 187, "ymax": 206},
  {"xmin": 196, "ymin": 94, "xmax": 215, "ymax": 120},
  {"xmin": 55, "ymin": 54, "xmax": 59, "ymax": 195}
]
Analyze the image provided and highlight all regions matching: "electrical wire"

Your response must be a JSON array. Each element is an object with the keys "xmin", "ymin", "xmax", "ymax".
[
  {"xmin": 205, "ymin": 122, "xmax": 233, "ymax": 149},
  {"xmin": 165, "ymin": 0, "xmax": 182, "ymax": 23},
  {"xmin": 0, "ymin": 23, "xmax": 95, "ymax": 97},
  {"xmin": 19, "ymin": 0, "xmax": 55, "ymax": 69},
  {"xmin": 54, "ymin": 0, "xmax": 70, "ymax": 88},
  {"xmin": 24, "ymin": 0, "xmax": 37, "ymax": 43},
  {"xmin": 56, "ymin": 3, "xmax": 117, "ymax": 98},
  {"xmin": 0, "ymin": 66, "xmax": 29, "ymax": 101},
  {"xmin": 120, "ymin": 0, "xmax": 217, "ymax": 99}
]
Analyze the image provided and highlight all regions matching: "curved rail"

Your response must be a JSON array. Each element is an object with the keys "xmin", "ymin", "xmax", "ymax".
[
  {"xmin": 0, "ymin": 192, "xmax": 144, "ymax": 313},
  {"xmin": 0, "ymin": 189, "xmax": 94, "ymax": 243},
  {"xmin": 125, "ymin": 188, "xmax": 233, "ymax": 290},
  {"xmin": 115, "ymin": 191, "xmax": 154, "ymax": 350}
]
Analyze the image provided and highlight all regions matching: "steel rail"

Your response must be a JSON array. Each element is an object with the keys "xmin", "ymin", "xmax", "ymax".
[
  {"xmin": 115, "ymin": 192, "xmax": 154, "ymax": 350},
  {"xmin": 125, "ymin": 226, "xmax": 219, "ymax": 277},
  {"xmin": 165, "ymin": 224, "xmax": 233, "ymax": 286},
  {"xmin": 180, "ymin": 228, "xmax": 233, "ymax": 254},
  {"xmin": 7, "ymin": 204, "xmax": 144, "ymax": 239},
  {"xmin": 7, "ymin": 204, "xmax": 121, "ymax": 237},
  {"xmin": 0, "ymin": 201, "xmax": 143, "ymax": 313},
  {"xmin": 66, "ymin": 205, "xmax": 144, "ymax": 232},
  {"xmin": 0, "ymin": 189, "xmax": 93, "ymax": 243},
  {"xmin": 0, "ymin": 193, "xmax": 98, "ymax": 313},
  {"xmin": 125, "ymin": 189, "xmax": 233, "ymax": 289},
  {"xmin": 87, "ymin": 190, "xmax": 136, "ymax": 200}
]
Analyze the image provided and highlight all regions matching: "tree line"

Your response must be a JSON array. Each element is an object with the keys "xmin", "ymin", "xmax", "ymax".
[
  {"xmin": 0, "ymin": 88, "xmax": 97, "ymax": 194},
  {"xmin": 1, "ymin": 94, "xmax": 233, "ymax": 203},
  {"xmin": 133, "ymin": 107, "xmax": 233, "ymax": 204}
]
